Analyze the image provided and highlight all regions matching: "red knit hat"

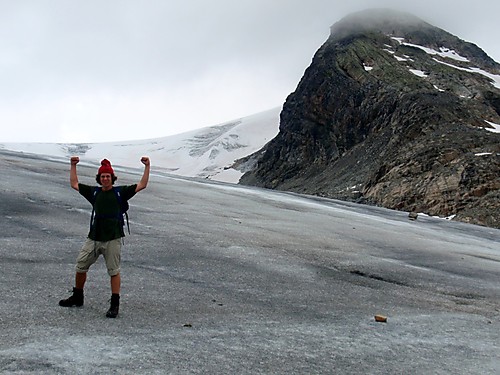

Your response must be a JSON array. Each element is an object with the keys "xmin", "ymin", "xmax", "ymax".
[{"xmin": 98, "ymin": 159, "xmax": 114, "ymax": 175}]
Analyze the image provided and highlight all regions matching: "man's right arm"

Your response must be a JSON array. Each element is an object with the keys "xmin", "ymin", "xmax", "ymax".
[{"xmin": 70, "ymin": 156, "xmax": 80, "ymax": 191}]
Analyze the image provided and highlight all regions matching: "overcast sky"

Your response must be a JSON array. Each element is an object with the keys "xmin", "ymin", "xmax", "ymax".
[{"xmin": 1, "ymin": 0, "xmax": 499, "ymax": 143}]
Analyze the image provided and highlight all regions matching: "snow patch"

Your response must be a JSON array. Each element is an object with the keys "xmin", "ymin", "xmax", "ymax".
[
  {"xmin": 409, "ymin": 69, "xmax": 428, "ymax": 78},
  {"xmin": 468, "ymin": 67, "xmax": 500, "ymax": 89},
  {"xmin": 391, "ymin": 37, "xmax": 469, "ymax": 62},
  {"xmin": 433, "ymin": 59, "xmax": 500, "ymax": 90},
  {"xmin": 483, "ymin": 120, "xmax": 500, "ymax": 133}
]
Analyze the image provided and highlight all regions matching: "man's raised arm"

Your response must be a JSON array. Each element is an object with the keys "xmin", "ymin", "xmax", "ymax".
[
  {"xmin": 70, "ymin": 156, "xmax": 80, "ymax": 191},
  {"xmin": 135, "ymin": 156, "xmax": 150, "ymax": 193}
]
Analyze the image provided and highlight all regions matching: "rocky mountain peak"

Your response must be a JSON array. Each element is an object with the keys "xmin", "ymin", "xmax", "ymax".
[{"xmin": 240, "ymin": 9, "xmax": 500, "ymax": 228}]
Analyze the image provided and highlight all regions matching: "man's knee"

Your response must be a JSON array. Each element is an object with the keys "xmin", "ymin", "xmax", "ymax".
[{"xmin": 108, "ymin": 268, "xmax": 120, "ymax": 277}]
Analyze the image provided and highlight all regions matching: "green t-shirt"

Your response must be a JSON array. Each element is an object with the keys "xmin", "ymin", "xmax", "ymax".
[{"xmin": 79, "ymin": 183, "xmax": 137, "ymax": 241}]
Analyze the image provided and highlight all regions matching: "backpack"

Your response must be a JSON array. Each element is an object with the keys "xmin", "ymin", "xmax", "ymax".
[{"xmin": 90, "ymin": 186, "xmax": 130, "ymax": 235}]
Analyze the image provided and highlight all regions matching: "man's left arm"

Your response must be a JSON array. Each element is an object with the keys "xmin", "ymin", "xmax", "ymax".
[{"xmin": 135, "ymin": 156, "xmax": 150, "ymax": 193}]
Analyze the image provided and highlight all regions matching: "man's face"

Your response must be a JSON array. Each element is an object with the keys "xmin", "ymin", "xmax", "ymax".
[{"xmin": 100, "ymin": 173, "xmax": 113, "ymax": 188}]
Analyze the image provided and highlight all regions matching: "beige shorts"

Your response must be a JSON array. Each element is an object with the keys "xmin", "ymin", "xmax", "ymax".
[{"xmin": 75, "ymin": 238, "xmax": 122, "ymax": 276}]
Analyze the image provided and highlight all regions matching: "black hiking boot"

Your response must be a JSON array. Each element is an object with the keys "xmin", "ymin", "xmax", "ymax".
[
  {"xmin": 59, "ymin": 287, "xmax": 84, "ymax": 307},
  {"xmin": 106, "ymin": 294, "xmax": 120, "ymax": 318}
]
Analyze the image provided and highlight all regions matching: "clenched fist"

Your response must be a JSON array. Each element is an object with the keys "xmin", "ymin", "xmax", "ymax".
[{"xmin": 141, "ymin": 156, "xmax": 150, "ymax": 166}]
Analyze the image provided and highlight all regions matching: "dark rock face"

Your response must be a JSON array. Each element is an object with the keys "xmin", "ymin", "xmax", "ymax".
[{"xmin": 240, "ymin": 9, "xmax": 500, "ymax": 228}]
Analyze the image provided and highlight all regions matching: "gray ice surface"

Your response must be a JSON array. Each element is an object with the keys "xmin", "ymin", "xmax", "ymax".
[{"xmin": 1, "ymin": 150, "xmax": 499, "ymax": 374}]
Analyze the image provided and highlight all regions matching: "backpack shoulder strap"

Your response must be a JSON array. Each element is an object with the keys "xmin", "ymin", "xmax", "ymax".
[
  {"xmin": 90, "ymin": 186, "xmax": 100, "ymax": 231},
  {"xmin": 112, "ymin": 186, "xmax": 122, "ymax": 206},
  {"xmin": 92, "ymin": 186, "xmax": 100, "ymax": 200},
  {"xmin": 112, "ymin": 186, "xmax": 130, "ymax": 235}
]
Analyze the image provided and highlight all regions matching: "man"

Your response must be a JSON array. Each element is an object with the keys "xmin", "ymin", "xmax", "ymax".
[{"xmin": 59, "ymin": 156, "xmax": 150, "ymax": 318}]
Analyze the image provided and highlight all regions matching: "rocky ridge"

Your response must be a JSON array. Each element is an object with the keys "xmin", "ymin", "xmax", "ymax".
[{"xmin": 239, "ymin": 9, "xmax": 500, "ymax": 228}]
